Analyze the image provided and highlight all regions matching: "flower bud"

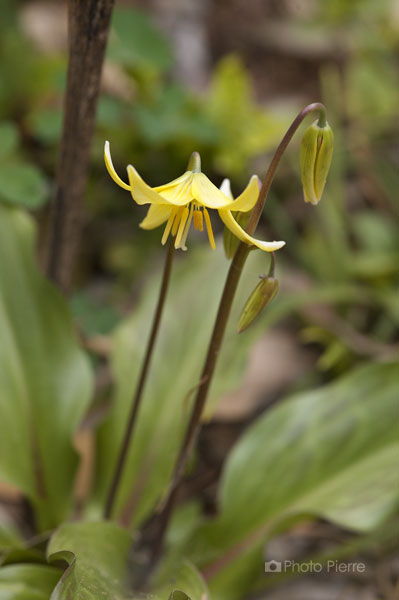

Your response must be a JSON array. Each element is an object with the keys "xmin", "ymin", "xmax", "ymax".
[
  {"xmin": 300, "ymin": 119, "xmax": 334, "ymax": 205},
  {"xmin": 224, "ymin": 211, "xmax": 251, "ymax": 259},
  {"xmin": 238, "ymin": 276, "xmax": 279, "ymax": 333}
]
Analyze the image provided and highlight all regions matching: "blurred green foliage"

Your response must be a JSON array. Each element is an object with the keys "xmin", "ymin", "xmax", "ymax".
[
  {"xmin": 0, "ymin": 121, "xmax": 48, "ymax": 209},
  {"xmin": 108, "ymin": 7, "xmax": 173, "ymax": 73}
]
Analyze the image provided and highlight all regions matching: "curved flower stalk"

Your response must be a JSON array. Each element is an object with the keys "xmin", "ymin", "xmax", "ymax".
[
  {"xmin": 103, "ymin": 103, "xmax": 331, "ymax": 571},
  {"xmin": 104, "ymin": 142, "xmax": 285, "ymax": 253}
]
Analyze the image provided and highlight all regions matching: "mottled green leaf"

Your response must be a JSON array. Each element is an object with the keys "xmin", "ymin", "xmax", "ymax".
[
  {"xmin": 47, "ymin": 523, "xmax": 211, "ymax": 599},
  {"xmin": 47, "ymin": 522, "xmax": 133, "ymax": 600},
  {"xmin": 183, "ymin": 362, "xmax": 399, "ymax": 599},
  {"xmin": 0, "ymin": 205, "xmax": 93, "ymax": 529}
]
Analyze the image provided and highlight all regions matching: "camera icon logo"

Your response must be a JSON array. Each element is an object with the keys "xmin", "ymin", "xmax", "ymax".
[{"xmin": 265, "ymin": 560, "xmax": 282, "ymax": 573}]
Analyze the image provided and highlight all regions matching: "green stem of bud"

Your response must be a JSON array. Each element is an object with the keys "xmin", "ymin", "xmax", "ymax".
[
  {"xmin": 317, "ymin": 110, "xmax": 327, "ymax": 128},
  {"xmin": 268, "ymin": 252, "xmax": 276, "ymax": 278}
]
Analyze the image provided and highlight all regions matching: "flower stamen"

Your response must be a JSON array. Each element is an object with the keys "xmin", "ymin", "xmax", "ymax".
[
  {"xmin": 203, "ymin": 208, "xmax": 215, "ymax": 250},
  {"xmin": 193, "ymin": 207, "xmax": 203, "ymax": 231},
  {"xmin": 171, "ymin": 207, "xmax": 184, "ymax": 237},
  {"xmin": 175, "ymin": 207, "xmax": 190, "ymax": 248},
  {"xmin": 179, "ymin": 202, "xmax": 194, "ymax": 250},
  {"xmin": 161, "ymin": 207, "xmax": 178, "ymax": 245}
]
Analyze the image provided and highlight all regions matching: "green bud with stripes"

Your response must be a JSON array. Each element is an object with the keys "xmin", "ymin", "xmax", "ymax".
[
  {"xmin": 238, "ymin": 276, "xmax": 279, "ymax": 333},
  {"xmin": 300, "ymin": 119, "xmax": 334, "ymax": 205}
]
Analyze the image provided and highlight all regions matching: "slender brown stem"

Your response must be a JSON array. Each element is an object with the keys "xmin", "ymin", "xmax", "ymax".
[
  {"xmin": 46, "ymin": 0, "xmax": 115, "ymax": 290},
  {"xmin": 104, "ymin": 238, "xmax": 176, "ymax": 519},
  {"xmin": 149, "ymin": 102, "xmax": 327, "ymax": 564}
]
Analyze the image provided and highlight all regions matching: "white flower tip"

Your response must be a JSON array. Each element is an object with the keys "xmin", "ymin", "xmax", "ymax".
[
  {"xmin": 219, "ymin": 178, "xmax": 233, "ymax": 200},
  {"xmin": 250, "ymin": 174, "xmax": 261, "ymax": 189},
  {"xmin": 126, "ymin": 164, "xmax": 137, "ymax": 180}
]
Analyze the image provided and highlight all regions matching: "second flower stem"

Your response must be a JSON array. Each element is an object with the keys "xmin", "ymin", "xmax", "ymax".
[
  {"xmin": 104, "ymin": 237, "xmax": 176, "ymax": 520},
  {"xmin": 148, "ymin": 242, "xmax": 251, "ymax": 564}
]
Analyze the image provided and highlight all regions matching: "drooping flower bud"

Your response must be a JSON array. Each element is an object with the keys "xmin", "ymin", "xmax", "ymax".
[
  {"xmin": 300, "ymin": 119, "xmax": 334, "ymax": 205},
  {"xmin": 238, "ymin": 276, "xmax": 279, "ymax": 333},
  {"xmin": 223, "ymin": 211, "xmax": 251, "ymax": 259}
]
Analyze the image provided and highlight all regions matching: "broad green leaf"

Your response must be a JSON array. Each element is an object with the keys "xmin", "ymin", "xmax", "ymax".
[
  {"xmin": 92, "ymin": 244, "xmax": 280, "ymax": 526},
  {"xmin": 47, "ymin": 521, "xmax": 132, "ymax": 600},
  {"xmin": 0, "ymin": 564, "xmax": 62, "ymax": 600},
  {"xmin": 182, "ymin": 362, "xmax": 399, "ymax": 599},
  {"xmin": 0, "ymin": 205, "xmax": 93, "ymax": 529},
  {"xmin": 0, "ymin": 121, "xmax": 19, "ymax": 160},
  {"xmin": 47, "ymin": 523, "xmax": 209, "ymax": 600},
  {"xmin": 0, "ymin": 163, "xmax": 48, "ymax": 209}
]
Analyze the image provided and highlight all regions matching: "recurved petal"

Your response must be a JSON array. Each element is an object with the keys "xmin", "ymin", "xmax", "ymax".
[
  {"xmin": 218, "ymin": 209, "xmax": 285, "ymax": 253},
  {"xmin": 104, "ymin": 141, "xmax": 130, "ymax": 191},
  {"xmin": 139, "ymin": 204, "xmax": 173, "ymax": 230},
  {"xmin": 229, "ymin": 175, "xmax": 260, "ymax": 212},
  {"xmin": 192, "ymin": 173, "xmax": 233, "ymax": 209},
  {"xmin": 127, "ymin": 165, "xmax": 174, "ymax": 206}
]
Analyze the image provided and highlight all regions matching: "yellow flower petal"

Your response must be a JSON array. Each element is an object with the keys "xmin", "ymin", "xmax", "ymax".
[
  {"xmin": 218, "ymin": 209, "xmax": 285, "ymax": 252},
  {"xmin": 192, "ymin": 173, "xmax": 234, "ymax": 209},
  {"xmin": 154, "ymin": 171, "xmax": 192, "ymax": 193},
  {"xmin": 104, "ymin": 141, "xmax": 130, "ymax": 191},
  {"xmin": 127, "ymin": 165, "xmax": 175, "ymax": 205},
  {"xmin": 154, "ymin": 172, "xmax": 193, "ymax": 205},
  {"xmin": 139, "ymin": 204, "xmax": 173, "ymax": 230},
  {"xmin": 229, "ymin": 175, "xmax": 260, "ymax": 212}
]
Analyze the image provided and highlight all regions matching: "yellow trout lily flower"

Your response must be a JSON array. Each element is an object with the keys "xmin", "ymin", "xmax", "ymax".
[{"xmin": 104, "ymin": 141, "xmax": 285, "ymax": 252}]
